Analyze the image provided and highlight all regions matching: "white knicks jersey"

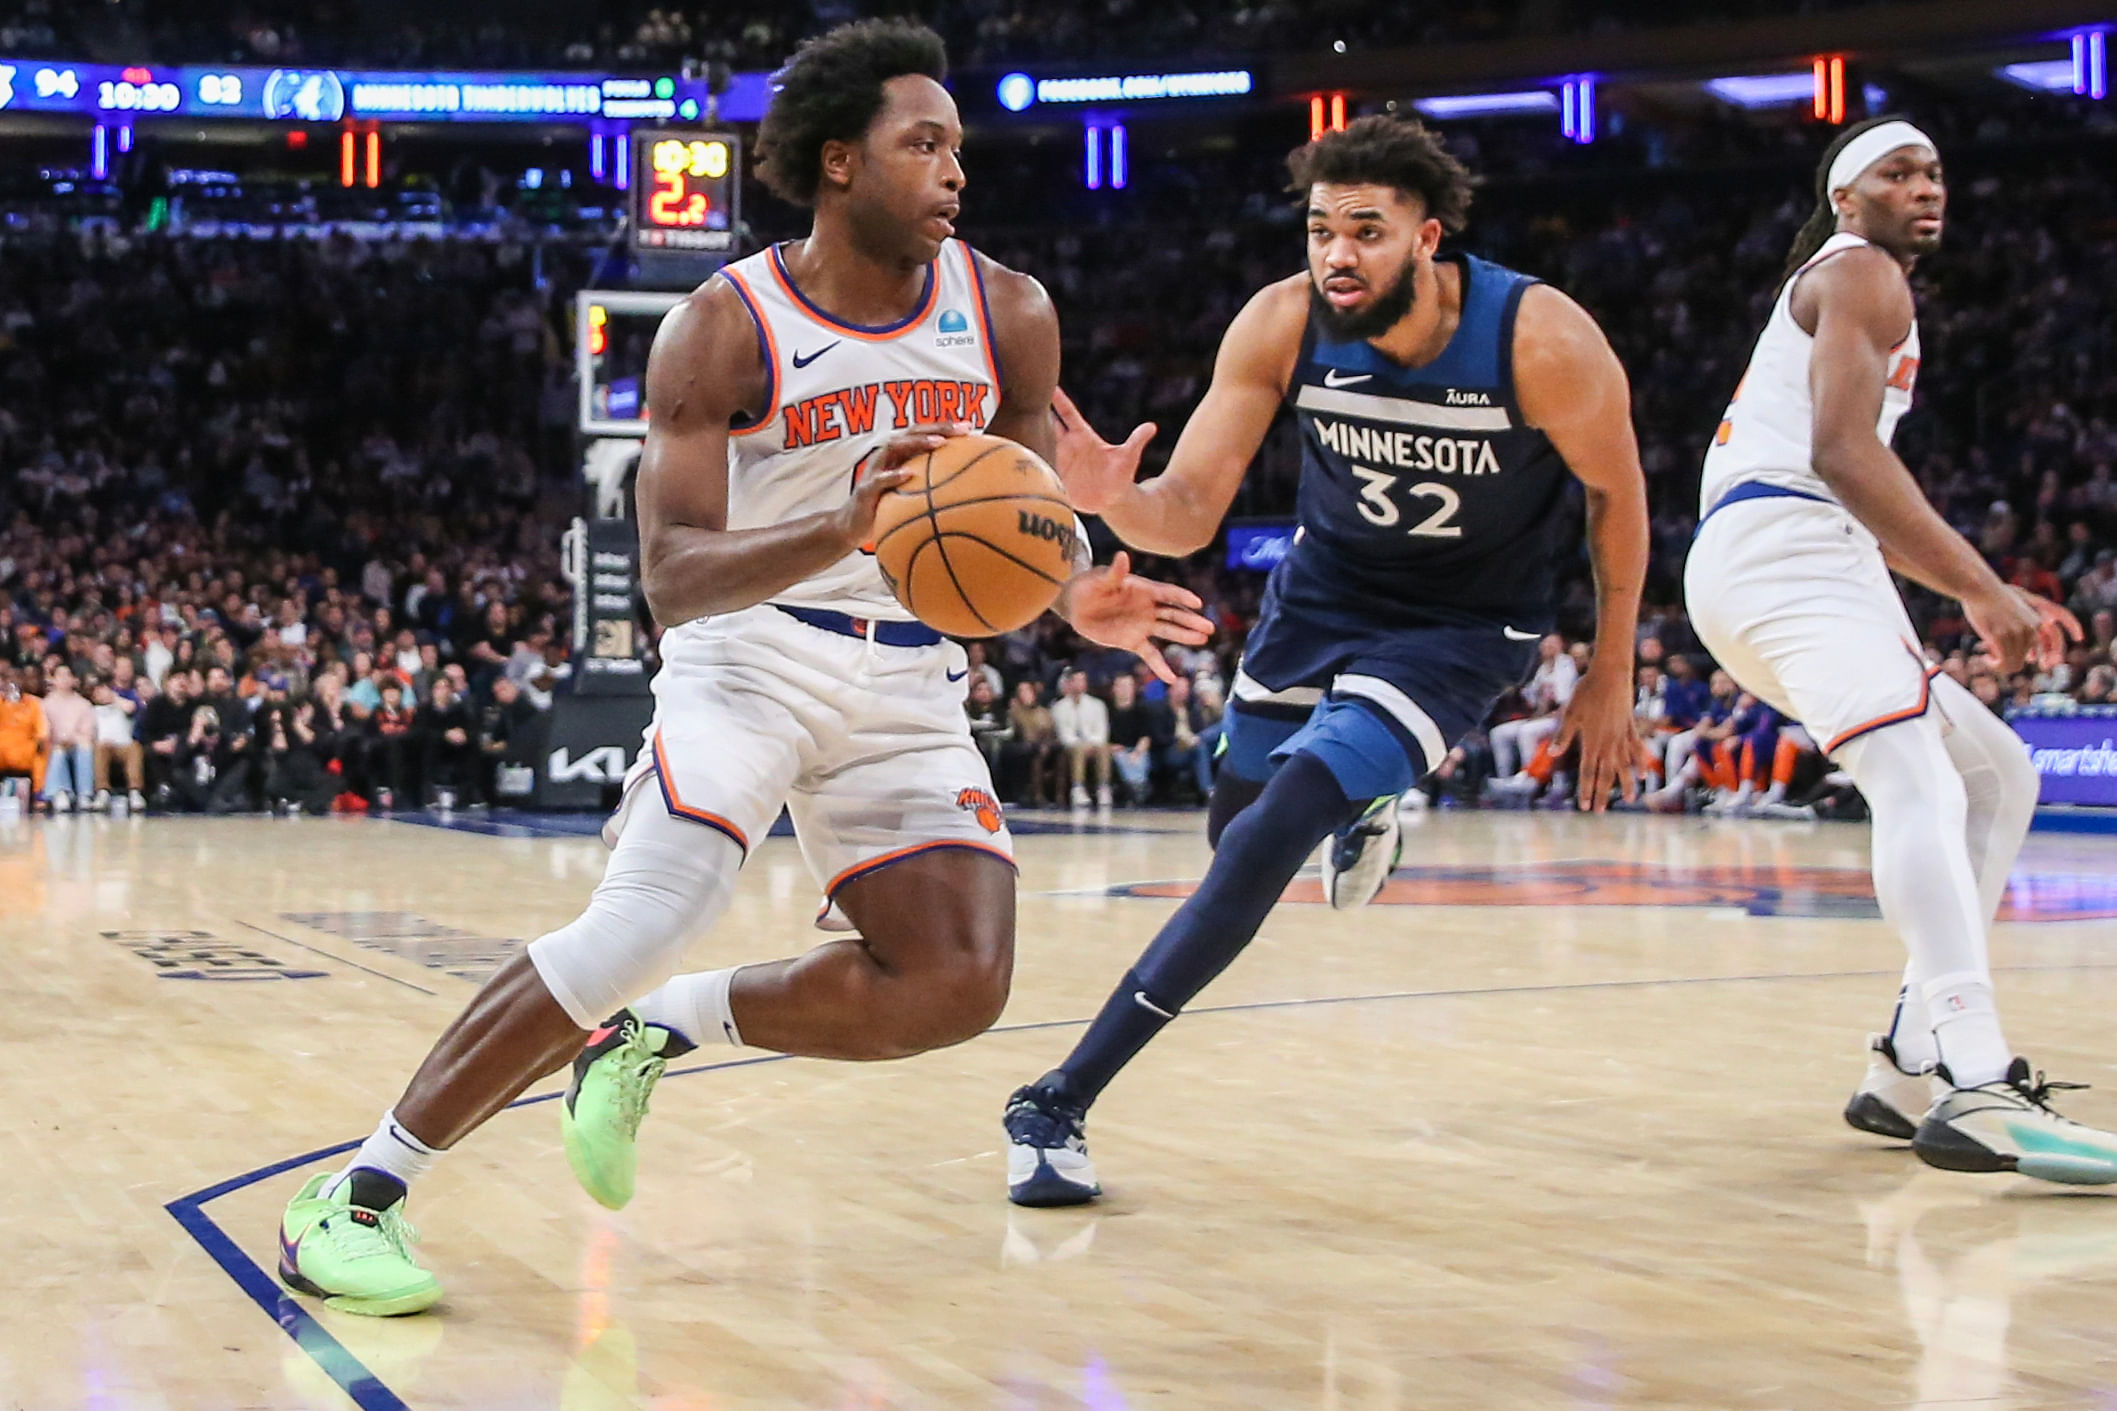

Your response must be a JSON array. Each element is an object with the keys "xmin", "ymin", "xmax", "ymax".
[
  {"xmin": 715, "ymin": 238, "xmax": 1002, "ymax": 619},
  {"xmin": 1698, "ymin": 231, "xmax": 1921, "ymax": 514}
]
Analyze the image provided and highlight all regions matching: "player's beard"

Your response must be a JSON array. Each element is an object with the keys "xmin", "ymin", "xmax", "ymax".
[{"xmin": 1309, "ymin": 257, "xmax": 1419, "ymax": 342}]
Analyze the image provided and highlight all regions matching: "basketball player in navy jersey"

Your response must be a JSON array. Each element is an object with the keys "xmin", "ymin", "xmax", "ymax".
[
  {"xmin": 1002, "ymin": 116, "xmax": 1649, "ymax": 1205},
  {"xmin": 273, "ymin": 19, "xmax": 1213, "ymax": 1315}
]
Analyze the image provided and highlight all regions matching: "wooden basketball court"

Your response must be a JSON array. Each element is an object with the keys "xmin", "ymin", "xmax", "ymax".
[{"xmin": 8, "ymin": 805, "xmax": 2117, "ymax": 1409}]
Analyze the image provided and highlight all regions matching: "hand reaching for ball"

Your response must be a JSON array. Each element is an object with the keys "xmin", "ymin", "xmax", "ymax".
[
  {"xmin": 829, "ymin": 422, "xmax": 969, "ymax": 553},
  {"xmin": 1059, "ymin": 551, "xmax": 1215, "ymax": 684}
]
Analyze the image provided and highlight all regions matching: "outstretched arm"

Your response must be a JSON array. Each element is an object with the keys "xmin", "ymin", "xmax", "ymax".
[
  {"xmin": 1800, "ymin": 249, "xmax": 2072, "ymax": 672},
  {"xmin": 1514, "ymin": 283, "xmax": 1648, "ymax": 810},
  {"xmin": 1049, "ymin": 277, "xmax": 1306, "ymax": 557},
  {"xmin": 979, "ymin": 256, "xmax": 1215, "ymax": 681}
]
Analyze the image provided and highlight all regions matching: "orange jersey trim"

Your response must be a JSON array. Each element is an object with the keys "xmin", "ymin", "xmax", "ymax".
[
  {"xmin": 767, "ymin": 242, "xmax": 939, "ymax": 342},
  {"xmin": 824, "ymin": 839, "xmax": 1016, "ymax": 900},
  {"xmin": 1824, "ymin": 645, "xmax": 1934, "ymax": 755},
  {"xmin": 650, "ymin": 729, "xmax": 750, "ymax": 852},
  {"xmin": 958, "ymin": 241, "xmax": 1004, "ymax": 390},
  {"xmin": 719, "ymin": 268, "xmax": 780, "ymax": 439}
]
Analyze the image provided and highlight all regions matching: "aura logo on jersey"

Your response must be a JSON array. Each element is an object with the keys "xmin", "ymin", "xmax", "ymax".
[{"xmin": 782, "ymin": 378, "xmax": 993, "ymax": 450}]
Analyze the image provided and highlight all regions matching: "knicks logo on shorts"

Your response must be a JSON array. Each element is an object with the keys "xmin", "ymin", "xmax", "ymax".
[{"xmin": 955, "ymin": 787, "xmax": 1004, "ymax": 834}]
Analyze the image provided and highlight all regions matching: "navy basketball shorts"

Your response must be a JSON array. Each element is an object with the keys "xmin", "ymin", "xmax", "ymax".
[{"xmin": 1223, "ymin": 602, "xmax": 1540, "ymax": 802}]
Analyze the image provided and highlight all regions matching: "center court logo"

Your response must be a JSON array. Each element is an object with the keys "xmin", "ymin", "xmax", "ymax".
[{"xmin": 955, "ymin": 787, "xmax": 1004, "ymax": 833}]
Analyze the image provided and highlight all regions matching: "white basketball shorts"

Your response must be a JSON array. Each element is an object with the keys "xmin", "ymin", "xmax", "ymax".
[
  {"xmin": 1686, "ymin": 494, "xmax": 1944, "ymax": 756},
  {"xmin": 607, "ymin": 604, "xmax": 1014, "ymax": 907}
]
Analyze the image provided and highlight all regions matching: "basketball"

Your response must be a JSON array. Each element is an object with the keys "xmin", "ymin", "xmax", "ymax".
[{"xmin": 869, "ymin": 433, "xmax": 1078, "ymax": 637}]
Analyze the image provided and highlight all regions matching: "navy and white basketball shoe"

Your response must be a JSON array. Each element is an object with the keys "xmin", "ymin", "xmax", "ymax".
[
  {"xmin": 1004, "ymin": 1083, "xmax": 1101, "ymax": 1207},
  {"xmin": 1321, "ymin": 797, "xmax": 1403, "ymax": 909}
]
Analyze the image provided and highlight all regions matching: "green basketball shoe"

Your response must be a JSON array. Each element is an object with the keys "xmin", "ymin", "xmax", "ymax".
[
  {"xmin": 561, "ymin": 1013, "xmax": 683, "ymax": 1210},
  {"xmin": 278, "ymin": 1172, "xmax": 441, "ymax": 1316}
]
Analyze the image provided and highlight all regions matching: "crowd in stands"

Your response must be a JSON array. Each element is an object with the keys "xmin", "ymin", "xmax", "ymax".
[
  {"xmin": 2, "ymin": 92, "xmax": 2112, "ymax": 820},
  {"xmin": 25, "ymin": 0, "xmax": 1932, "ymax": 73}
]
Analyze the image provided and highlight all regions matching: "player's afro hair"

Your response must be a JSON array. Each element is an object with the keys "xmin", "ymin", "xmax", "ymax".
[
  {"xmin": 1286, "ymin": 115, "xmax": 1475, "ymax": 235},
  {"xmin": 755, "ymin": 19, "xmax": 949, "ymax": 207}
]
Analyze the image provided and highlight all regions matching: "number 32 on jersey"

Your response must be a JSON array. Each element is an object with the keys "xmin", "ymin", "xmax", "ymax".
[{"xmin": 1351, "ymin": 465, "xmax": 1463, "ymax": 539}]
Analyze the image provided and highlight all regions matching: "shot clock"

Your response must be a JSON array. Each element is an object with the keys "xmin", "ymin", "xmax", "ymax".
[{"xmin": 628, "ymin": 130, "xmax": 739, "ymax": 253}]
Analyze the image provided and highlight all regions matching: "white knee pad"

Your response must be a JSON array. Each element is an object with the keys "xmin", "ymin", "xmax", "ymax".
[{"xmin": 529, "ymin": 799, "xmax": 745, "ymax": 1029}]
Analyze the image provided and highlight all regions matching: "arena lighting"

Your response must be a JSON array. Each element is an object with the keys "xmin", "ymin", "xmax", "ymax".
[
  {"xmin": 613, "ymin": 127, "xmax": 630, "ymax": 190},
  {"xmin": 1703, "ymin": 73, "xmax": 1816, "ymax": 108},
  {"xmin": 1111, "ymin": 122, "xmax": 1127, "ymax": 189},
  {"xmin": 1561, "ymin": 76, "xmax": 1596, "ymax": 144},
  {"xmin": 1027, "ymin": 69, "xmax": 1251, "ymax": 105},
  {"xmin": 89, "ymin": 122, "xmax": 107, "ymax": 178},
  {"xmin": 1999, "ymin": 59, "xmax": 2078, "ymax": 92},
  {"xmin": 339, "ymin": 128, "xmax": 354, "ymax": 186},
  {"xmin": 1412, "ymin": 90, "xmax": 1556, "ymax": 119},
  {"xmin": 996, "ymin": 71, "xmax": 1033, "ymax": 112},
  {"xmin": 1084, "ymin": 122, "xmax": 1101, "ymax": 190},
  {"xmin": 588, "ymin": 132, "xmax": 606, "ymax": 181},
  {"xmin": 364, "ymin": 128, "xmax": 380, "ymax": 188},
  {"xmin": 116, "ymin": 121, "xmax": 133, "ymax": 153},
  {"xmin": 1813, "ymin": 55, "xmax": 1846, "ymax": 123},
  {"xmin": 2077, "ymin": 30, "xmax": 2108, "ymax": 99}
]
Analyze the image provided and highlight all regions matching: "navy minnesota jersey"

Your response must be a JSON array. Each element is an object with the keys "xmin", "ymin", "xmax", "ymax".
[{"xmin": 1279, "ymin": 251, "xmax": 1569, "ymax": 627}]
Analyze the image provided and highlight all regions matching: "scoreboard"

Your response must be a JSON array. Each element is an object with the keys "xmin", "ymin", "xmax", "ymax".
[{"xmin": 629, "ymin": 130, "xmax": 739, "ymax": 254}]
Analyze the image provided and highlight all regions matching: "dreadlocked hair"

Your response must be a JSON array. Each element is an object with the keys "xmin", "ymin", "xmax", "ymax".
[
  {"xmin": 1781, "ymin": 114, "xmax": 1907, "ymax": 284},
  {"xmin": 755, "ymin": 18, "xmax": 948, "ymax": 207}
]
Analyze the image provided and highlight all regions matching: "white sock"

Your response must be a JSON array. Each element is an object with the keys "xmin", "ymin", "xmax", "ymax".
[
  {"xmin": 327, "ymin": 1109, "xmax": 442, "ymax": 1199},
  {"xmin": 1925, "ymin": 971, "xmax": 2010, "ymax": 1087},
  {"xmin": 1758, "ymin": 781, "xmax": 1787, "ymax": 807},
  {"xmin": 632, "ymin": 966, "xmax": 745, "ymax": 1049},
  {"xmin": 1885, "ymin": 960, "xmax": 1939, "ymax": 1074}
]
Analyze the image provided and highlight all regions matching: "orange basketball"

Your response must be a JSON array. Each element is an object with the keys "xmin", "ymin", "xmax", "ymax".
[{"xmin": 870, "ymin": 433, "xmax": 1077, "ymax": 637}]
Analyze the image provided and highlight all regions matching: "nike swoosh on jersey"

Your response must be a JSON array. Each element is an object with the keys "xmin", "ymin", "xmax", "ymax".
[
  {"xmin": 1502, "ymin": 626, "xmax": 1540, "ymax": 641},
  {"xmin": 791, "ymin": 342, "xmax": 841, "ymax": 369},
  {"xmin": 946, "ymin": 668, "xmax": 968, "ymax": 682},
  {"xmin": 1321, "ymin": 369, "xmax": 1372, "ymax": 388}
]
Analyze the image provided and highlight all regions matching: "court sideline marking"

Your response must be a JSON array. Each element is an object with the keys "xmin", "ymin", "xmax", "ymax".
[{"xmin": 166, "ymin": 960, "xmax": 2117, "ymax": 1411}]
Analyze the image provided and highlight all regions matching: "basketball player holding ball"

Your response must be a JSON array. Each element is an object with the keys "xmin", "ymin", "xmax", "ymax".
[{"xmin": 275, "ymin": 19, "xmax": 1211, "ymax": 1315}]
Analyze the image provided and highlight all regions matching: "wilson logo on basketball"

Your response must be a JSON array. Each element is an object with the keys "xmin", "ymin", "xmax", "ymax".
[
  {"xmin": 1017, "ymin": 511, "xmax": 1073, "ymax": 550},
  {"xmin": 955, "ymin": 787, "xmax": 1004, "ymax": 834}
]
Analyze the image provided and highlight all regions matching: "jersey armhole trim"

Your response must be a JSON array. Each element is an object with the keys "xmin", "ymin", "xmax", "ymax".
[
  {"xmin": 959, "ymin": 242, "xmax": 1005, "ymax": 392},
  {"xmin": 718, "ymin": 268, "xmax": 779, "ymax": 439},
  {"xmin": 1495, "ymin": 274, "xmax": 1537, "ymax": 425}
]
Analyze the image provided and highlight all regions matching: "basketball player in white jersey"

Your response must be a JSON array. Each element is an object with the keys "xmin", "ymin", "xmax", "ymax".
[
  {"xmin": 274, "ymin": 19, "xmax": 1213, "ymax": 1315},
  {"xmin": 1686, "ymin": 117, "xmax": 2117, "ymax": 1184}
]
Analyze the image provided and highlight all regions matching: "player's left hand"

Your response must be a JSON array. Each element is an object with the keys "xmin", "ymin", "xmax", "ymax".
[
  {"xmin": 1551, "ymin": 666, "xmax": 1638, "ymax": 812},
  {"xmin": 1059, "ymin": 551, "xmax": 1215, "ymax": 684},
  {"xmin": 2014, "ymin": 588, "xmax": 2082, "ymax": 672}
]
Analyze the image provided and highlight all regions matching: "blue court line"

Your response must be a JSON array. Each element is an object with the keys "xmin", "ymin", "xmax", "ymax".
[{"xmin": 169, "ymin": 957, "xmax": 2117, "ymax": 1411}]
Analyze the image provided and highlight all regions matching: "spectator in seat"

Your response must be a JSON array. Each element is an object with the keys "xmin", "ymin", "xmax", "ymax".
[
  {"xmin": 366, "ymin": 679, "xmax": 419, "ymax": 808},
  {"xmin": 964, "ymin": 674, "xmax": 1010, "ymax": 776},
  {"xmin": 139, "ymin": 668, "xmax": 196, "ymax": 806},
  {"xmin": 466, "ymin": 600, "xmax": 517, "ymax": 698},
  {"xmin": 1162, "ymin": 674, "xmax": 1214, "ymax": 803},
  {"xmin": 38, "ymin": 662, "xmax": 95, "ymax": 814},
  {"xmin": 1107, "ymin": 673, "xmax": 1167, "ymax": 806},
  {"xmin": 963, "ymin": 641, "xmax": 1003, "ymax": 700},
  {"xmin": 419, "ymin": 676, "xmax": 477, "ymax": 806},
  {"xmin": 999, "ymin": 679, "xmax": 1059, "ymax": 806},
  {"xmin": 0, "ymin": 665, "xmax": 47, "ymax": 806},
  {"xmin": 260, "ymin": 687, "xmax": 341, "ymax": 816},
  {"xmin": 1488, "ymin": 634, "xmax": 1578, "ymax": 779},
  {"xmin": 1052, "ymin": 668, "xmax": 1111, "ymax": 810},
  {"xmin": 90, "ymin": 675, "xmax": 146, "ymax": 812},
  {"xmin": 476, "ymin": 675, "xmax": 541, "ymax": 804},
  {"xmin": 199, "ymin": 664, "xmax": 257, "ymax": 813}
]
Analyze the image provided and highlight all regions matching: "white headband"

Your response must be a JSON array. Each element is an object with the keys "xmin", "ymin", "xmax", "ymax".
[{"xmin": 1827, "ymin": 121, "xmax": 1937, "ymax": 194}]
